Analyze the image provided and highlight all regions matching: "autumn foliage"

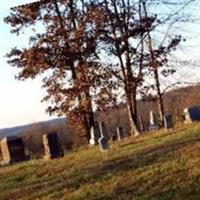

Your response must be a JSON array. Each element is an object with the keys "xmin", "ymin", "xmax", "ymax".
[{"xmin": 5, "ymin": 0, "xmax": 193, "ymax": 141}]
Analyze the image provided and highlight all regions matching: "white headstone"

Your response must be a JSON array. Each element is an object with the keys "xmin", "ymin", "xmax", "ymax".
[
  {"xmin": 89, "ymin": 126, "xmax": 96, "ymax": 145},
  {"xmin": 116, "ymin": 126, "xmax": 124, "ymax": 141},
  {"xmin": 149, "ymin": 111, "xmax": 158, "ymax": 131},
  {"xmin": 98, "ymin": 121, "xmax": 109, "ymax": 140},
  {"xmin": 150, "ymin": 111, "xmax": 156, "ymax": 125}
]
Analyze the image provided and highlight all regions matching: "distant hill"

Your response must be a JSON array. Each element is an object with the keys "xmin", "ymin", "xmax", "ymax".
[
  {"xmin": 97, "ymin": 85, "xmax": 200, "ymax": 133},
  {"xmin": 0, "ymin": 84, "xmax": 199, "ymax": 153},
  {"xmin": 0, "ymin": 118, "xmax": 66, "ymax": 139}
]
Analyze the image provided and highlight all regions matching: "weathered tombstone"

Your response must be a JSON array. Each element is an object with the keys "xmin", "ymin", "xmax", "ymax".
[
  {"xmin": 164, "ymin": 114, "xmax": 174, "ymax": 130},
  {"xmin": 89, "ymin": 126, "xmax": 96, "ymax": 145},
  {"xmin": 184, "ymin": 106, "xmax": 200, "ymax": 123},
  {"xmin": 98, "ymin": 137, "xmax": 109, "ymax": 151},
  {"xmin": 0, "ymin": 136, "xmax": 27, "ymax": 165},
  {"xmin": 43, "ymin": 132, "xmax": 64, "ymax": 160},
  {"xmin": 116, "ymin": 126, "xmax": 124, "ymax": 141},
  {"xmin": 98, "ymin": 121, "xmax": 109, "ymax": 140},
  {"xmin": 138, "ymin": 116, "xmax": 145, "ymax": 132},
  {"xmin": 112, "ymin": 133, "xmax": 117, "ymax": 141},
  {"xmin": 149, "ymin": 111, "xmax": 158, "ymax": 131},
  {"xmin": 149, "ymin": 111, "xmax": 156, "ymax": 125},
  {"xmin": 89, "ymin": 121, "xmax": 101, "ymax": 145}
]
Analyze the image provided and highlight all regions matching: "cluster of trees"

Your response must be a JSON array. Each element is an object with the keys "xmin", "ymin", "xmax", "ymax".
[{"xmin": 5, "ymin": 0, "xmax": 196, "ymax": 141}]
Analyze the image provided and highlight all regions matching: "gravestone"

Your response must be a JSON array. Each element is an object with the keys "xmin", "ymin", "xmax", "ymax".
[
  {"xmin": 0, "ymin": 136, "xmax": 27, "ymax": 165},
  {"xmin": 138, "ymin": 116, "xmax": 145, "ymax": 132},
  {"xmin": 149, "ymin": 111, "xmax": 158, "ymax": 131},
  {"xmin": 112, "ymin": 133, "xmax": 117, "ymax": 141},
  {"xmin": 89, "ymin": 126, "xmax": 96, "ymax": 145},
  {"xmin": 98, "ymin": 137, "xmax": 109, "ymax": 151},
  {"xmin": 164, "ymin": 114, "xmax": 174, "ymax": 130},
  {"xmin": 116, "ymin": 126, "xmax": 124, "ymax": 141},
  {"xmin": 149, "ymin": 111, "xmax": 156, "ymax": 125},
  {"xmin": 184, "ymin": 106, "xmax": 200, "ymax": 123},
  {"xmin": 89, "ymin": 122, "xmax": 101, "ymax": 145},
  {"xmin": 43, "ymin": 132, "xmax": 64, "ymax": 159},
  {"xmin": 98, "ymin": 121, "xmax": 109, "ymax": 140}
]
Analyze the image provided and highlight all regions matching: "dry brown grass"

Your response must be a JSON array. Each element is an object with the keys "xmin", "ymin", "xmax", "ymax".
[{"xmin": 0, "ymin": 123, "xmax": 200, "ymax": 200}]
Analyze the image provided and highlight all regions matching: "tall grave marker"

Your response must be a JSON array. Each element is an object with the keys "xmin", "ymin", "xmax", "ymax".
[
  {"xmin": 116, "ymin": 126, "xmax": 124, "ymax": 141},
  {"xmin": 98, "ymin": 121, "xmax": 109, "ymax": 151},
  {"xmin": 149, "ymin": 111, "xmax": 158, "ymax": 131},
  {"xmin": 89, "ymin": 121, "xmax": 101, "ymax": 145}
]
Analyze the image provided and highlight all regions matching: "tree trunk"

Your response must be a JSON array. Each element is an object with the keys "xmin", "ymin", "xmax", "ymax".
[
  {"xmin": 132, "ymin": 89, "xmax": 138, "ymax": 125},
  {"xmin": 83, "ymin": 115, "xmax": 90, "ymax": 142},
  {"xmin": 153, "ymin": 68, "xmax": 164, "ymax": 126},
  {"xmin": 85, "ymin": 86, "xmax": 96, "ymax": 142},
  {"xmin": 142, "ymin": 1, "xmax": 165, "ymax": 126},
  {"xmin": 127, "ymin": 102, "xmax": 140, "ymax": 137},
  {"xmin": 126, "ymin": 88, "xmax": 140, "ymax": 136}
]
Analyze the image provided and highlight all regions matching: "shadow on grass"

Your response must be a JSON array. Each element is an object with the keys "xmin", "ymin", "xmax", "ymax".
[
  {"xmin": 92, "ymin": 138, "xmax": 199, "ymax": 177},
  {"xmin": 60, "ymin": 137, "xmax": 200, "ymax": 192},
  {"xmin": 85, "ymin": 138, "xmax": 200, "ymax": 200},
  {"xmin": 3, "ymin": 135, "xmax": 200, "ymax": 200}
]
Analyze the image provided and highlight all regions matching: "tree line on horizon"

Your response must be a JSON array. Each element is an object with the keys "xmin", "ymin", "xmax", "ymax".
[{"xmin": 4, "ymin": 0, "xmax": 198, "ymax": 142}]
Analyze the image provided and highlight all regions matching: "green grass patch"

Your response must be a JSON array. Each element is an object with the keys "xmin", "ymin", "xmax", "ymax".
[{"xmin": 0, "ymin": 123, "xmax": 200, "ymax": 200}]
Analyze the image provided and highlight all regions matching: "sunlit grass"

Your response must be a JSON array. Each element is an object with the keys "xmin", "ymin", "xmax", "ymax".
[{"xmin": 0, "ymin": 123, "xmax": 200, "ymax": 200}]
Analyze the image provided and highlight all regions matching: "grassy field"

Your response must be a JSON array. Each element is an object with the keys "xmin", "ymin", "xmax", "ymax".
[{"xmin": 0, "ymin": 123, "xmax": 200, "ymax": 200}]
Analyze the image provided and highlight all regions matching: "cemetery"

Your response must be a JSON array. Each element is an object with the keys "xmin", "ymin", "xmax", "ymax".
[
  {"xmin": 1, "ymin": 105, "xmax": 200, "ymax": 163},
  {"xmin": 0, "ymin": 0, "xmax": 200, "ymax": 199},
  {"xmin": 0, "ymin": 122, "xmax": 200, "ymax": 199}
]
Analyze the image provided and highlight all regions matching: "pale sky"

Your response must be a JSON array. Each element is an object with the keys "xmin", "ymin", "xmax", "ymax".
[
  {"xmin": 0, "ymin": 0, "xmax": 200, "ymax": 129},
  {"xmin": 0, "ymin": 0, "xmax": 56, "ymax": 129}
]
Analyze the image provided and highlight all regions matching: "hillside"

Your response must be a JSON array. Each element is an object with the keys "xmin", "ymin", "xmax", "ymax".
[
  {"xmin": 1, "ymin": 85, "xmax": 199, "ymax": 138},
  {"xmin": 0, "ymin": 85, "xmax": 199, "ymax": 155},
  {"xmin": 97, "ymin": 85, "xmax": 200, "ymax": 132},
  {"xmin": 0, "ymin": 123, "xmax": 200, "ymax": 200},
  {"xmin": 0, "ymin": 118, "xmax": 66, "ymax": 138}
]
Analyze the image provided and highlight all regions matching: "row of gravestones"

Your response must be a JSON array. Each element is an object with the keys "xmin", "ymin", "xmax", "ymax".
[
  {"xmin": 145, "ymin": 106, "xmax": 200, "ymax": 131},
  {"xmin": 0, "ymin": 132, "xmax": 64, "ymax": 166},
  {"xmin": 90, "ymin": 114, "xmax": 174, "ymax": 152},
  {"xmin": 94, "ymin": 106, "xmax": 200, "ymax": 151},
  {"xmin": 1, "ymin": 106, "xmax": 200, "ymax": 164},
  {"xmin": 89, "ymin": 121, "xmax": 127, "ymax": 151},
  {"xmin": 148, "ymin": 111, "xmax": 174, "ymax": 131}
]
